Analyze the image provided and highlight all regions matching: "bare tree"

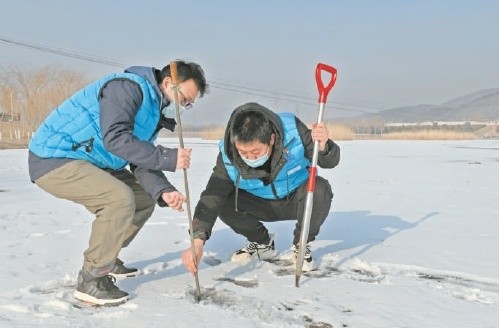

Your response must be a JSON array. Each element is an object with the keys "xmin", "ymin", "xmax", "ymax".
[{"xmin": 0, "ymin": 65, "xmax": 88, "ymax": 147}]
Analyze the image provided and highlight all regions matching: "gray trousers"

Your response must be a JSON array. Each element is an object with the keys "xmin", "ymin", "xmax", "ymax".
[
  {"xmin": 35, "ymin": 160, "xmax": 155, "ymax": 275},
  {"xmin": 219, "ymin": 176, "xmax": 333, "ymax": 246}
]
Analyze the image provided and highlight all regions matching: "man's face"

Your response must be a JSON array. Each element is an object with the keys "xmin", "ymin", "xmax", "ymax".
[
  {"xmin": 162, "ymin": 78, "xmax": 199, "ymax": 108},
  {"xmin": 235, "ymin": 134, "xmax": 275, "ymax": 160}
]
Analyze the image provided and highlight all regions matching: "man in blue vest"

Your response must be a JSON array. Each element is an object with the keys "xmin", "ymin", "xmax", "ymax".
[
  {"xmin": 182, "ymin": 102, "xmax": 340, "ymax": 274},
  {"xmin": 28, "ymin": 61, "xmax": 207, "ymax": 306}
]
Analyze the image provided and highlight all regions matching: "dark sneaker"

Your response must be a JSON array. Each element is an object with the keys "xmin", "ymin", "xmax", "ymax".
[
  {"xmin": 230, "ymin": 234, "xmax": 277, "ymax": 262},
  {"xmin": 292, "ymin": 243, "xmax": 318, "ymax": 271},
  {"xmin": 74, "ymin": 270, "xmax": 129, "ymax": 306},
  {"xmin": 109, "ymin": 258, "xmax": 140, "ymax": 279}
]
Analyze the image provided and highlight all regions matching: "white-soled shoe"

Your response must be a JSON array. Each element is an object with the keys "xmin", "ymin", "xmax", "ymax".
[
  {"xmin": 74, "ymin": 270, "xmax": 129, "ymax": 306},
  {"xmin": 292, "ymin": 243, "xmax": 318, "ymax": 272},
  {"xmin": 109, "ymin": 258, "xmax": 140, "ymax": 279},
  {"xmin": 230, "ymin": 234, "xmax": 277, "ymax": 262}
]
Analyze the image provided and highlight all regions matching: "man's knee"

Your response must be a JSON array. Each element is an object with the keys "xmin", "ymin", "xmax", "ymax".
[
  {"xmin": 109, "ymin": 186, "xmax": 136, "ymax": 219},
  {"xmin": 144, "ymin": 201, "xmax": 155, "ymax": 217},
  {"xmin": 315, "ymin": 177, "xmax": 333, "ymax": 202},
  {"xmin": 310, "ymin": 177, "xmax": 333, "ymax": 225}
]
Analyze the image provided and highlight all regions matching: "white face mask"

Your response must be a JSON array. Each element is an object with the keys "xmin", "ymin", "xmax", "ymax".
[
  {"xmin": 162, "ymin": 102, "xmax": 186, "ymax": 119},
  {"xmin": 242, "ymin": 153, "xmax": 270, "ymax": 168}
]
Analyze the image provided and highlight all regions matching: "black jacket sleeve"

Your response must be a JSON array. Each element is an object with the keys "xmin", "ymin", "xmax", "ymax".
[{"xmin": 191, "ymin": 153, "xmax": 235, "ymax": 240}]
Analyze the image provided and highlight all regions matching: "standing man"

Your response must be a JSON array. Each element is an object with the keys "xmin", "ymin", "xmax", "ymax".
[
  {"xmin": 28, "ymin": 60, "xmax": 208, "ymax": 305},
  {"xmin": 182, "ymin": 102, "xmax": 340, "ymax": 275}
]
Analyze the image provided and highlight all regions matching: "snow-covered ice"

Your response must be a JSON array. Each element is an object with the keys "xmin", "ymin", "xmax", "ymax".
[{"xmin": 1, "ymin": 139, "xmax": 498, "ymax": 327}]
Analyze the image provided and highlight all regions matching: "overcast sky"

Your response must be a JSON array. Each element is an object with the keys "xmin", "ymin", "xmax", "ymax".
[{"xmin": 1, "ymin": 0, "xmax": 498, "ymax": 124}]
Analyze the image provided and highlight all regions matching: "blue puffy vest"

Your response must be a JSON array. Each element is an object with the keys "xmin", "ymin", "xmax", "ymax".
[
  {"xmin": 29, "ymin": 73, "xmax": 161, "ymax": 169},
  {"xmin": 220, "ymin": 112, "xmax": 311, "ymax": 199}
]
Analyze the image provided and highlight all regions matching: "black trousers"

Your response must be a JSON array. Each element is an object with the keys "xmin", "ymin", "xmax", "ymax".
[{"xmin": 219, "ymin": 176, "xmax": 333, "ymax": 246}]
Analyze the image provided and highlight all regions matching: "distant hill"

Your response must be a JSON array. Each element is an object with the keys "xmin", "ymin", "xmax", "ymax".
[
  {"xmin": 338, "ymin": 88, "xmax": 499, "ymax": 124},
  {"xmin": 441, "ymin": 88, "xmax": 499, "ymax": 107}
]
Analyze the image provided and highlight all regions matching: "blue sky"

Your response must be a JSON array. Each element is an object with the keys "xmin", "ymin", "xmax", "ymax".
[{"xmin": 1, "ymin": 0, "xmax": 498, "ymax": 123}]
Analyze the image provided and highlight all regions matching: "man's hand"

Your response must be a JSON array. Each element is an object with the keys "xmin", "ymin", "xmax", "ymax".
[
  {"xmin": 176, "ymin": 148, "xmax": 192, "ymax": 169},
  {"xmin": 311, "ymin": 123, "xmax": 330, "ymax": 152},
  {"xmin": 182, "ymin": 239, "xmax": 204, "ymax": 274},
  {"xmin": 161, "ymin": 191, "xmax": 186, "ymax": 211}
]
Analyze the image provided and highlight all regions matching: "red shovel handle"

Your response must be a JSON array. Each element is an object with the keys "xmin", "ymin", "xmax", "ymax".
[{"xmin": 315, "ymin": 63, "xmax": 337, "ymax": 103}]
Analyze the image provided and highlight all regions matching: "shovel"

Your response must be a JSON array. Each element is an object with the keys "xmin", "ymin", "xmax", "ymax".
[{"xmin": 295, "ymin": 63, "xmax": 337, "ymax": 287}]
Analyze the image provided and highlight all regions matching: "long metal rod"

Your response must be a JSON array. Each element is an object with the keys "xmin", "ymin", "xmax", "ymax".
[{"xmin": 170, "ymin": 61, "xmax": 201, "ymax": 301}]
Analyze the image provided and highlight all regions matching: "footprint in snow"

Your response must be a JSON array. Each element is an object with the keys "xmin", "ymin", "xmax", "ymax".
[
  {"xmin": 203, "ymin": 256, "xmax": 222, "ymax": 266},
  {"xmin": 214, "ymin": 277, "xmax": 259, "ymax": 288}
]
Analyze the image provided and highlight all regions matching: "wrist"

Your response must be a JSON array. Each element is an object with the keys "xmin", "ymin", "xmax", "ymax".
[
  {"xmin": 318, "ymin": 140, "xmax": 330, "ymax": 155},
  {"xmin": 193, "ymin": 238, "xmax": 205, "ymax": 247},
  {"xmin": 192, "ymin": 230, "xmax": 207, "ymax": 242}
]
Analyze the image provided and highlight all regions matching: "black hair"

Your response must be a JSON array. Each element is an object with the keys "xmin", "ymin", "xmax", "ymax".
[
  {"xmin": 160, "ymin": 60, "xmax": 208, "ymax": 97},
  {"xmin": 231, "ymin": 109, "xmax": 273, "ymax": 145}
]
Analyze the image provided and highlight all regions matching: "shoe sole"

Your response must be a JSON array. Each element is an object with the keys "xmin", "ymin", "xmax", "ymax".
[
  {"xmin": 230, "ymin": 250, "xmax": 277, "ymax": 262},
  {"xmin": 74, "ymin": 291, "xmax": 129, "ymax": 306},
  {"xmin": 108, "ymin": 270, "xmax": 141, "ymax": 279}
]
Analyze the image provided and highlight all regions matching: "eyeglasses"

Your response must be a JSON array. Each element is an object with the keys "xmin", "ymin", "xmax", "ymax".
[{"xmin": 177, "ymin": 89, "xmax": 193, "ymax": 110}]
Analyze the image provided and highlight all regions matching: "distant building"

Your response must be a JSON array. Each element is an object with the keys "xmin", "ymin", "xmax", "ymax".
[
  {"xmin": 385, "ymin": 121, "xmax": 495, "ymax": 127},
  {"xmin": 0, "ymin": 111, "xmax": 20, "ymax": 122}
]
